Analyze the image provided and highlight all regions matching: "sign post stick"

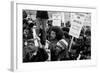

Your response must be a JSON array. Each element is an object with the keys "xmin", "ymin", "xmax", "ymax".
[{"xmin": 68, "ymin": 36, "xmax": 74, "ymax": 52}]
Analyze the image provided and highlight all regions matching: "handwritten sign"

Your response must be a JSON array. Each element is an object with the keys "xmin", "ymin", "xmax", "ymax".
[
  {"xmin": 52, "ymin": 13, "xmax": 61, "ymax": 26},
  {"xmin": 84, "ymin": 13, "xmax": 91, "ymax": 26},
  {"xmin": 31, "ymin": 15, "xmax": 36, "ymax": 20},
  {"xmin": 69, "ymin": 13, "xmax": 85, "ymax": 38}
]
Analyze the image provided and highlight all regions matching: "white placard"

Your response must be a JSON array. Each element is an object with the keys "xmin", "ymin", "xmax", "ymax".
[
  {"xmin": 69, "ymin": 13, "xmax": 85, "ymax": 38},
  {"xmin": 31, "ymin": 15, "xmax": 36, "ymax": 20},
  {"xmin": 84, "ymin": 13, "xmax": 91, "ymax": 26},
  {"xmin": 52, "ymin": 13, "xmax": 61, "ymax": 26}
]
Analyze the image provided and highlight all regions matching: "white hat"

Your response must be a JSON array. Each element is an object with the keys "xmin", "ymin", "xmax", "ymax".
[{"xmin": 56, "ymin": 39, "xmax": 68, "ymax": 50}]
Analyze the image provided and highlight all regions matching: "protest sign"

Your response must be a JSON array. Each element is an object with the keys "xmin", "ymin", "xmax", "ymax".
[
  {"xmin": 52, "ymin": 13, "xmax": 61, "ymax": 26},
  {"xmin": 68, "ymin": 13, "xmax": 85, "ymax": 52},
  {"xmin": 69, "ymin": 13, "xmax": 85, "ymax": 38},
  {"xmin": 84, "ymin": 13, "xmax": 91, "ymax": 26}
]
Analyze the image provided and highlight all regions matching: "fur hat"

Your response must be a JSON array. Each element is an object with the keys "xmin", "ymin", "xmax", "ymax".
[{"xmin": 36, "ymin": 11, "xmax": 49, "ymax": 19}]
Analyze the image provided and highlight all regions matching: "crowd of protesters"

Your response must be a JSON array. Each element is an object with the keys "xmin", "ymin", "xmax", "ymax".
[{"xmin": 23, "ymin": 10, "xmax": 91, "ymax": 62}]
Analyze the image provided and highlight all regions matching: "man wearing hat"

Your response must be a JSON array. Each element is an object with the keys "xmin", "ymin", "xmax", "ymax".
[{"xmin": 36, "ymin": 11, "xmax": 49, "ymax": 46}]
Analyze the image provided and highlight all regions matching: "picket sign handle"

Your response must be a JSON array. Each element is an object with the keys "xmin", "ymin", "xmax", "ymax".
[{"xmin": 68, "ymin": 36, "xmax": 74, "ymax": 52}]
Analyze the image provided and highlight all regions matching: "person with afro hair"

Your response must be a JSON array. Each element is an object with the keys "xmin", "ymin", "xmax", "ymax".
[
  {"xmin": 49, "ymin": 26, "xmax": 64, "ymax": 41},
  {"xmin": 48, "ymin": 26, "xmax": 64, "ymax": 61}
]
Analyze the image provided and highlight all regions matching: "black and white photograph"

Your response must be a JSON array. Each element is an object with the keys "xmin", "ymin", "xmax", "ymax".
[
  {"xmin": 11, "ymin": 1, "xmax": 97, "ymax": 71},
  {"xmin": 22, "ymin": 10, "xmax": 91, "ymax": 63}
]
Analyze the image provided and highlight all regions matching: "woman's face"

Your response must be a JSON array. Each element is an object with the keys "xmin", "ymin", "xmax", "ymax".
[{"xmin": 50, "ymin": 31, "xmax": 56, "ymax": 40}]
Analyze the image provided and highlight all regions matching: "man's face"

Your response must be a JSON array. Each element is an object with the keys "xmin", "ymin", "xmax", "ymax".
[
  {"xmin": 36, "ymin": 18, "xmax": 48, "ymax": 29},
  {"xmin": 50, "ymin": 31, "xmax": 56, "ymax": 40}
]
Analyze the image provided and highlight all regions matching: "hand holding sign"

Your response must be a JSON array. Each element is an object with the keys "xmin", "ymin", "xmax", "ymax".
[{"xmin": 69, "ymin": 13, "xmax": 85, "ymax": 52}]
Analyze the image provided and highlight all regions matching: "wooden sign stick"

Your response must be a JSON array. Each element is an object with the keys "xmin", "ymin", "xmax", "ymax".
[{"xmin": 68, "ymin": 36, "xmax": 74, "ymax": 52}]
